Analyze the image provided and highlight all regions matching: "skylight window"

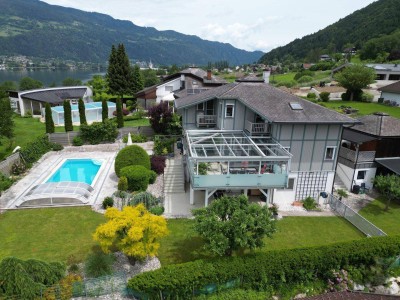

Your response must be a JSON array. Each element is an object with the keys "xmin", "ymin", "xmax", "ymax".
[{"xmin": 289, "ymin": 102, "xmax": 303, "ymax": 110}]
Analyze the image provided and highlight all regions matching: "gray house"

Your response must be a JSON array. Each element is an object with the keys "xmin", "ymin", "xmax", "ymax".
[
  {"xmin": 378, "ymin": 81, "xmax": 400, "ymax": 105},
  {"xmin": 175, "ymin": 77, "xmax": 356, "ymax": 207}
]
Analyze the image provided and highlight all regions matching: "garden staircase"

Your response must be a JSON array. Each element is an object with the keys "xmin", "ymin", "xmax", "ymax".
[{"xmin": 164, "ymin": 159, "xmax": 185, "ymax": 193}]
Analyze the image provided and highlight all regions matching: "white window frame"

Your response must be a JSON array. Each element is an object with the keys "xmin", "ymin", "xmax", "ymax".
[
  {"xmin": 324, "ymin": 146, "xmax": 336, "ymax": 160},
  {"xmin": 225, "ymin": 104, "xmax": 234, "ymax": 118}
]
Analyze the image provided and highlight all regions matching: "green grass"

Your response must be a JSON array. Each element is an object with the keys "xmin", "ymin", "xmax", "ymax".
[
  {"xmin": 359, "ymin": 198, "xmax": 400, "ymax": 235},
  {"xmin": 0, "ymin": 207, "xmax": 105, "ymax": 263},
  {"xmin": 319, "ymin": 101, "xmax": 400, "ymax": 119},
  {"xmin": 0, "ymin": 116, "xmax": 46, "ymax": 159},
  {"xmin": 124, "ymin": 118, "xmax": 150, "ymax": 127},
  {"xmin": 272, "ymin": 71, "xmax": 331, "ymax": 86},
  {"xmin": 159, "ymin": 217, "xmax": 363, "ymax": 266}
]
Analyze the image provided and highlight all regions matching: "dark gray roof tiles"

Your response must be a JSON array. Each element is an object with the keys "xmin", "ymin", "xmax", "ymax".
[
  {"xmin": 350, "ymin": 113, "xmax": 400, "ymax": 137},
  {"xmin": 378, "ymin": 81, "xmax": 400, "ymax": 94},
  {"xmin": 20, "ymin": 87, "xmax": 87, "ymax": 104},
  {"xmin": 175, "ymin": 81, "xmax": 357, "ymax": 124}
]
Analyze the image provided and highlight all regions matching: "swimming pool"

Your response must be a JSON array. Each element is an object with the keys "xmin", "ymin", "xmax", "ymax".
[{"xmin": 46, "ymin": 159, "xmax": 103, "ymax": 185}]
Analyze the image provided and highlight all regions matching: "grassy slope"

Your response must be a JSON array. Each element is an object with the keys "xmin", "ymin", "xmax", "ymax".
[
  {"xmin": 0, "ymin": 207, "xmax": 105, "ymax": 262},
  {"xmin": 359, "ymin": 198, "xmax": 400, "ymax": 235},
  {"xmin": 320, "ymin": 101, "xmax": 400, "ymax": 119},
  {"xmin": 159, "ymin": 217, "xmax": 363, "ymax": 266}
]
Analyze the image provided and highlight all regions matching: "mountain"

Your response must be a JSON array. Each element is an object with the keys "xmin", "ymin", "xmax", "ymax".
[
  {"xmin": 259, "ymin": 0, "xmax": 400, "ymax": 64},
  {"xmin": 0, "ymin": 0, "xmax": 263, "ymax": 65}
]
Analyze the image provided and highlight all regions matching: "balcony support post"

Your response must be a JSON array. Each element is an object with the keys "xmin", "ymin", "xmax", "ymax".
[{"xmin": 190, "ymin": 186, "xmax": 194, "ymax": 205}]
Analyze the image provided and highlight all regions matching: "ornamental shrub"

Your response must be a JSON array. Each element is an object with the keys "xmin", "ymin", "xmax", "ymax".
[
  {"xmin": 20, "ymin": 135, "xmax": 53, "ymax": 166},
  {"xmin": 118, "ymin": 176, "xmax": 128, "ymax": 191},
  {"xmin": 319, "ymin": 92, "xmax": 330, "ymax": 102},
  {"xmin": 114, "ymin": 145, "xmax": 150, "ymax": 177},
  {"xmin": 116, "ymin": 98, "xmax": 124, "ymax": 128},
  {"xmin": 102, "ymin": 196, "xmax": 114, "ymax": 209},
  {"xmin": 79, "ymin": 119, "xmax": 118, "ymax": 144},
  {"xmin": 101, "ymin": 99, "xmax": 108, "ymax": 122},
  {"xmin": 51, "ymin": 143, "xmax": 63, "ymax": 151},
  {"xmin": 44, "ymin": 103, "xmax": 54, "ymax": 134},
  {"xmin": 297, "ymin": 75, "xmax": 313, "ymax": 84},
  {"xmin": 84, "ymin": 250, "xmax": 114, "ymax": 278},
  {"xmin": 302, "ymin": 196, "xmax": 318, "ymax": 210},
  {"xmin": 0, "ymin": 173, "xmax": 13, "ymax": 193},
  {"xmin": 63, "ymin": 100, "xmax": 73, "ymax": 132},
  {"xmin": 148, "ymin": 170, "xmax": 157, "ymax": 184},
  {"xmin": 127, "ymin": 236, "xmax": 400, "ymax": 299},
  {"xmin": 150, "ymin": 155, "xmax": 166, "ymax": 174},
  {"xmin": 149, "ymin": 206, "xmax": 164, "ymax": 216},
  {"xmin": 122, "ymin": 133, "xmax": 147, "ymax": 143},
  {"xmin": 78, "ymin": 98, "xmax": 87, "ymax": 125},
  {"xmin": 72, "ymin": 136, "xmax": 84, "ymax": 146},
  {"xmin": 307, "ymin": 92, "xmax": 317, "ymax": 99},
  {"xmin": 120, "ymin": 165, "xmax": 151, "ymax": 191},
  {"xmin": 129, "ymin": 192, "xmax": 159, "ymax": 209}
]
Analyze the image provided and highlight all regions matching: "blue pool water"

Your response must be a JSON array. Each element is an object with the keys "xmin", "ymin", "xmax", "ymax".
[{"xmin": 46, "ymin": 159, "xmax": 102, "ymax": 185}]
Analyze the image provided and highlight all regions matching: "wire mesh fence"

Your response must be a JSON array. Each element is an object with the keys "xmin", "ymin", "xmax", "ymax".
[{"xmin": 328, "ymin": 193, "xmax": 386, "ymax": 237}]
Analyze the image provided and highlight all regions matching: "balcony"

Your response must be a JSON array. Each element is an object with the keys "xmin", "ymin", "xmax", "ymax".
[
  {"xmin": 245, "ymin": 120, "xmax": 271, "ymax": 135},
  {"xmin": 338, "ymin": 146, "xmax": 376, "ymax": 163},
  {"xmin": 196, "ymin": 114, "xmax": 217, "ymax": 128}
]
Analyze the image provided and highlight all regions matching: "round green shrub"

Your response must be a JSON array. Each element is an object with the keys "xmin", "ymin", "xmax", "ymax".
[
  {"xmin": 319, "ymin": 92, "xmax": 330, "ymax": 102},
  {"xmin": 72, "ymin": 136, "xmax": 84, "ymax": 146},
  {"xmin": 120, "ymin": 165, "xmax": 150, "ymax": 191},
  {"xmin": 149, "ymin": 206, "xmax": 164, "ymax": 216},
  {"xmin": 118, "ymin": 176, "xmax": 128, "ymax": 191},
  {"xmin": 102, "ymin": 196, "xmax": 114, "ymax": 209},
  {"xmin": 307, "ymin": 92, "xmax": 317, "ymax": 99},
  {"xmin": 129, "ymin": 191, "xmax": 159, "ymax": 209},
  {"xmin": 148, "ymin": 170, "xmax": 157, "ymax": 184},
  {"xmin": 302, "ymin": 196, "xmax": 318, "ymax": 211},
  {"xmin": 297, "ymin": 75, "xmax": 313, "ymax": 83},
  {"xmin": 115, "ymin": 145, "xmax": 150, "ymax": 177},
  {"xmin": 52, "ymin": 143, "xmax": 64, "ymax": 151}
]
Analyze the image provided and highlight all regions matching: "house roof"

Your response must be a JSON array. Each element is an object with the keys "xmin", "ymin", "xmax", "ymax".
[
  {"xmin": 20, "ymin": 87, "xmax": 88, "ymax": 105},
  {"xmin": 163, "ymin": 67, "xmax": 227, "ymax": 85},
  {"xmin": 175, "ymin": 80, "xmax": 357, "ymax": 124},
  {"xmin": 375, "ymin": 157, "xmax": 400, "ymax": 175},
  {"xmin": 349, "ymin": 113, "xmax": 400, "ymax": 137},
  {"xmin": 378, "ymin": 81, "xmax": 400, "ymax": 94},
  {"xmin": 366, "ymin": 63, "xmax": 400, "ymax": 72}
]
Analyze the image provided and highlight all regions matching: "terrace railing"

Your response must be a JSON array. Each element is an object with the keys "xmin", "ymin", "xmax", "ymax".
[
  {"xmin": 328, "ymin": 193, "xmax": 386, "ymax": 237},
  {"xmin": 245, "ymin": 121, "xmax": 271, "ymax": 135}
]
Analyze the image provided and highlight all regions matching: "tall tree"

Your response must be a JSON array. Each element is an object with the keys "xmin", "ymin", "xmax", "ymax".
[
  {"xmin": 374, "ymin": 174, "xmax": 400, "ymax": 211},
  {"xmin": 102, "ymin": 99, "xmax": 108, "ymax": 122},
  {"xmin": 62, "ymin": 77, "xmax": 82, "ymax": 86},
  {"xmin": 0, "ymin": 81, "xmax": 17, "ymax": 99},
  {"xmin": 116, "ymin": 98, "xmax": 124, "ymax": 128},
  {"xmin": 106, "ymin": 44, "xmax": 134, "ymax": 100},
  {"xmin": 131, "ymin": 65, "xmax": 144, "ymax": 95},
  {"xmin": 63, "ymin": 100, "xmax": 73, "ymax": 132},
  {"xmin": 93, "ymin": 204, "xmax": 168, "ymax": 261},
  {"xmin": 0, "ymin": 99, "xmax": 14, "ymax": 143},
  {"xmin": 19, "ymin": 77, "xmax": 43, "ymax": 91},
  {"xmin": 78, "ymin": 98, "xmax": 87, "ymax": 125},
  {"xmin": 335, "ymin": 65, "xmax": 375, "ymax": 101},
  {"xmin": 44, "ymin": 103, "xmax": 54, "ymax": 134},
  {"xmin": 192, "ymin": 194, "xmax": 276, "ymax": 256}
]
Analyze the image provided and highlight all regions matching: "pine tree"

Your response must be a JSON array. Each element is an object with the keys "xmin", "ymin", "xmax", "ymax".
[
  {"xmin": 116, "ymin": 98, "xmax": 124, "ymax": 128},
  {"xmin": 106, "ymin": 44, "xmax": 134, "ymax": 100},
  {"xmin": 132, "ymin": 65, "xmax": 144, "ymax": 95},
  {"xmin": 102, "ymin": 99, "xmax": 108, "ymax": 122},
  {"xmin": 63, "ymin": 100, "xmax": 73, "ymax": 132},
  {"xmin": 44, "ymin": 103, "xmax": 54, "ymax": 134},
  {"xmin": 78, "ymin": 98, "xmax": 87, "ymax": 125}
]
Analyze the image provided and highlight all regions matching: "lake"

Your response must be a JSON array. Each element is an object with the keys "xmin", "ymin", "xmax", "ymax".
[{"xmin": 0, "ymin": 69, "xmax": 105, "ymax": 86}]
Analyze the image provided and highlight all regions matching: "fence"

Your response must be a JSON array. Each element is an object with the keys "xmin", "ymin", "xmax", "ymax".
[
  {"xmin": 0, "ymin": 152, "xmax": 20, "ymax": 176},
  {"xmin": 328, "ymin": 193, "xmax": 386, "ymax": 237}
]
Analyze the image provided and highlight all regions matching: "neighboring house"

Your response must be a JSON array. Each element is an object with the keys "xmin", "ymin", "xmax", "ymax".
[
  {"xmin": 135, "ymin": 67, "xmax": 227, "ymax": 109},
  {"xmin": 378, "ymin": 81, "xmax": 400, "ymax": 105},
  {"xmin": 9, "ymin": 86, "xmax": 93, "ymax": 116},
  {"xmin": 320, "ymin": 54, "xmax": 332, "ymax": 61},
  {"xmin": 175, "ymin": 77, "xmax": 356, "ymax": 207},
  {"xmin": 8, "ymin": 86, "xmax": 115, "ymax": 125},
  {"xmin": 336, "ymin": 113, "xmax": 400, "ymax": 193},
  {"xmin": 366, "ymin": 63, "xmax": 400, "ymax": 81}
]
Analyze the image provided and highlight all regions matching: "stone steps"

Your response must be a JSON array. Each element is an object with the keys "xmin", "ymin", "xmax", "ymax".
[{"xmin": 164, "ymin": 159, "xmax": 184, "ymax": 193}]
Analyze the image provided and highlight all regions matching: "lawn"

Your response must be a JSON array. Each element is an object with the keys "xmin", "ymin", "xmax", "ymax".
[
  {"xmin": 272, "ymin": 71, "xmax": 331, "ymax": 86},
  {"xmin": 0, "ymin": 116, "xmax": 45, "ymax": 159},
  {"xmin": 158, "ymin": 216, "xmax": 363, "ymax": 266},
  {"xmin": 359, "ymin": 198, "xmax": 400, "ymax": 235},
  {"xmin": 124, "ymin": 118, "xmax": 150, "ymax": 127},
  {"xmin": 0, "ymin": 207, "xmax": 105, "ymax": 262},
  {"xmin": 320, "ymin": 101, "xmax": 400, "ymax": 119}
]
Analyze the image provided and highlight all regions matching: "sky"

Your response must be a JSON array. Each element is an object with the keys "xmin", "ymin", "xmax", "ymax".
[{"xmin": 42, "ymin": 0, "xmax": 377, "ymax": 53}]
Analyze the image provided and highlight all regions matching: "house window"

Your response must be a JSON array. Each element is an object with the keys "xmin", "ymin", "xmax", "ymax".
[
  {"xmin": 324, "ymin": 146, "xmax": 336, "ymax": 160},
  {"xmin": 197, "ymin": 102, "xmax": 204, "ymax": 110},
  {"xmin": 206, "ymin": 100, "xmax": 214, "ymax": 115},
  {"xmin": 192, "ymin": 80, "xmax": 198, "ymax": 86},
  {"xmin": 287, "ymin": 178, "xmax": 295, "ymax": 190},
  {"xmin": 357, "ymin": 170, "xmax": 366, "ymax": 180},
  {"xmin": 225, "ymin": 104, "xmax": 234, "ymax": 118}
]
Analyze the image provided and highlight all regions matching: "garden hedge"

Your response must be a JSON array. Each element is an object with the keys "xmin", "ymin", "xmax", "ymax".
[
  {"xmin": 120, "ymin": 165, "xmax": 151, "ymax": 191},
  {"xmin": 127, "ymin": 236, "xmax": 400, "ymax": 299},
  {"xmin": 114, "ymin": 145, "xmax": 151, "ymax": 177}
]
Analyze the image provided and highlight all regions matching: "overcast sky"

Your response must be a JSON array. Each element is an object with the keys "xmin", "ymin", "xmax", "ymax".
[{"xmin": 42, "ymin": 0, "xmax": 377, "ymax": 53}]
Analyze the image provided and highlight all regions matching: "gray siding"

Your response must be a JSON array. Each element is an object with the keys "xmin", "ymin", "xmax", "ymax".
[
  {"xmin": 274, "ymin": 124, "xmax": 342, "ymax": 172},
  {"xmin": 381, "ymin": 91, "xmax": 400, "ymax": 104}
]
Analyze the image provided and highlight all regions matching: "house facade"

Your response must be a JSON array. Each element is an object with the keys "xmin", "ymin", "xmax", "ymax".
[
  {"xmin": 378, "ymin": 81, "xmax": 400, "ymax": 105},
  {"xmin": 175, "ymin": 77, "xmax": 356, "ymax": 207},
  {"xmin": 336, "ymin": 113, "xmax": 400, "ymax": 192},
  {"xmin": 366, "ymin": 63, "xmax": 400, "ymax": 81}
]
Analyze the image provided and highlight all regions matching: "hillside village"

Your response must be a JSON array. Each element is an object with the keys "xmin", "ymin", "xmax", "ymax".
[{"xmin": 1, "ymin": 0, "xmax": 400, "ymax": 299}]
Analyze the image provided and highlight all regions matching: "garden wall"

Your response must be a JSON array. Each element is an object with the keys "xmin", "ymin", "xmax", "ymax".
[{"xmin": 0, "ymin": 152, "xmax": 20, "ymax": 176}]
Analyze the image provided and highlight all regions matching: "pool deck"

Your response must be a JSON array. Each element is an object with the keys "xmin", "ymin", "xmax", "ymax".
[{"xmin": 0, "ymin": 142, "xmax": 154, "ymax": 210}]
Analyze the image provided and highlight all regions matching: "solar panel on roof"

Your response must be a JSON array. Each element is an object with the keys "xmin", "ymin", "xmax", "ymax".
[{"xmin": 289, "ymin": 102, "xmax": 303, "ymax": 110}]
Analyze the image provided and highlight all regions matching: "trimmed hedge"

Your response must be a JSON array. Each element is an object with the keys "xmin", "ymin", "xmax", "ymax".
[
  {"xmin": 79, "ymin": 119, "xmax": 118, "ymax": 145},
  {"xmin": 127, "ymin": 236, "xmax": 400, "ymax": 299},
  {"xmin": 114, "ymin": 145, "xmax": 150, "ymax": 177},
  {"xmin": 120, "ymin": 165, "xmax": 151, "ymax": 191}
]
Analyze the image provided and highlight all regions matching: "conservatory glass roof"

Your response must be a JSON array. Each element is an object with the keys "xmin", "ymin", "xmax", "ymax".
[{"xmin": 185, "ymin": 130, "xmax": 291, "ymax": 159}]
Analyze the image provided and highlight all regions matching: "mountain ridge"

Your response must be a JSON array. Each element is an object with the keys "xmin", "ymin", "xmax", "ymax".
[{"xmin": 0, "ymin": 0, "xmax": 263, "ymax": 65}]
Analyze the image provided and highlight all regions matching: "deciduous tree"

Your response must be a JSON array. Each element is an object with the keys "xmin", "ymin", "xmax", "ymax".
[
  {"xmin": 374, "ymin": 174, "xmax": 400, "ymax": 211},
  {"xmin": 335, "ymin": 65, "xmax": 375, "ymax": 101},
  {"xmin": 192, "ymin": 194, "xmax": 276, "ymax": 256},
  {"xmin": 62, "ymin": 77, "xmax": 82, "ymax": 86},
  {"xmin": 19, "ymin": 77, "xmax": 43, "ymax": 91},
  {"xmin": 44, "ymin": 103, "xmax": 54, "ymax": 134},
  {"xmin": 93, "ymin": 204, "xmax": 168, "ymax": 261}
]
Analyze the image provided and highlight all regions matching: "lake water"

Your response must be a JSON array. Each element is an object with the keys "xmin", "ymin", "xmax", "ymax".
[{"xmin": 0, "ymin": 69, "xmax": 105, "ymax": 86}]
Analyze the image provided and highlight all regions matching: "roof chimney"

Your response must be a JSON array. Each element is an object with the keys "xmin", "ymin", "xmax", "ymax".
[{"xmin": 207, "ymin": 70, "xmax": 212, "ymax": 80}]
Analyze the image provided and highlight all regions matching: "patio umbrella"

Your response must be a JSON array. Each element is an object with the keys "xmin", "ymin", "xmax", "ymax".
[{"xmin": 127, "ymin": 132, "xmax": 133, "ymax": 146}]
